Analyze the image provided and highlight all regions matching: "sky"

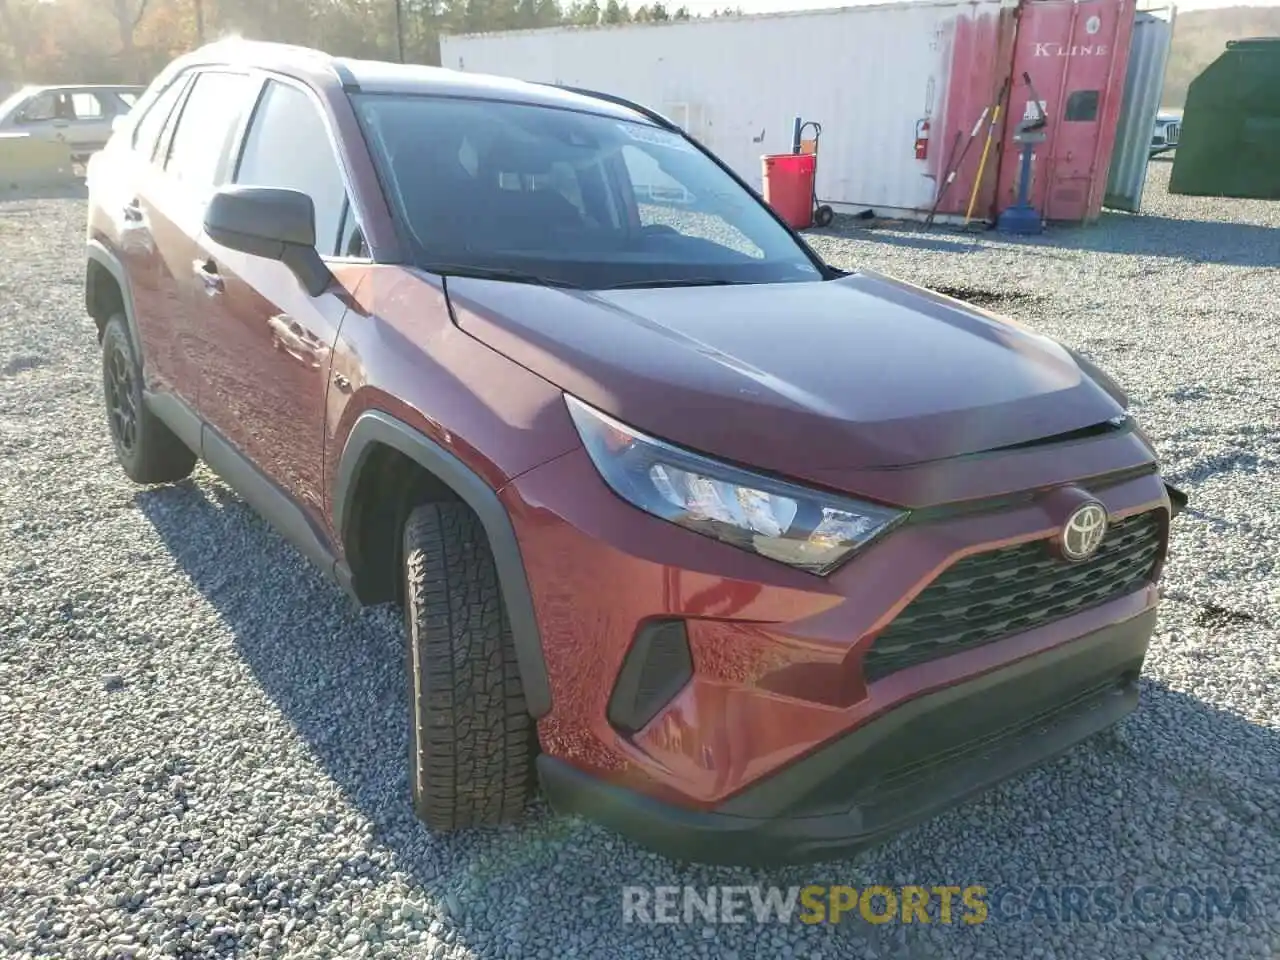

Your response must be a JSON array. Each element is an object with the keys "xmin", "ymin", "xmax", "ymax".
[{"xmin": 673, "ymin": 0, "xmax": 1279, "ymax": 14}]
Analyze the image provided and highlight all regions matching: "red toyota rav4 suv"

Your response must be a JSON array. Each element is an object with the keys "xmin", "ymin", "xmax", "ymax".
[{"xmin": 85, "ymin": 40, "xmax": 1184, "ymax": 865}]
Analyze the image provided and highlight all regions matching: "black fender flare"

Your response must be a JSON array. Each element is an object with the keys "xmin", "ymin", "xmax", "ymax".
[
  {"xmin": 334, "ymin": 410, "xmax": 552, "ymax": 719},
  {"xmin": 85, "ymin": 239, "xmax": 144, "ymax": 365}
]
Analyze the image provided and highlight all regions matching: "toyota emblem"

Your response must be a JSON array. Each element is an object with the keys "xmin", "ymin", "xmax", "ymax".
[{"xmin": 1061, "ymin": 502, "xmax": 1108, "ymax": 561}]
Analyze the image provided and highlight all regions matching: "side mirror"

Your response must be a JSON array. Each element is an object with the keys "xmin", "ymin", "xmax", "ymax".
[{"xmin": 203, "ymin": 185, "xmax": 333, "ymax": 297}]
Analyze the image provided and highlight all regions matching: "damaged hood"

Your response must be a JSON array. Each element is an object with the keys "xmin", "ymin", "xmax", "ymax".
[{"xmin": 446, "ymin": 270, "xmax": 1127, "ymax": 486}]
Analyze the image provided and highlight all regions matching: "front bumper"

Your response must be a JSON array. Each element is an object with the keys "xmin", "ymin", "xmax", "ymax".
[{"xmin": 539, "ymin": 605, "xmax": 1155, "ymax": 865}]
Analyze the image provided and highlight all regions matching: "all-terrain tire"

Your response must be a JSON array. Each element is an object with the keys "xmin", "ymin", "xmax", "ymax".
[
  {"xmin": 101, "ymin": 314, "xmax": 197, "ymax": 484},
  {"xmin": 402, "ymin": 501, "xmax": 537, "ymax": 830}
]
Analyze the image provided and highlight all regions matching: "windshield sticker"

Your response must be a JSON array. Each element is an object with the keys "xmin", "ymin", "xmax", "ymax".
[{"xmin": 618, "ymin": 123, "xmax": 696, "ymax": 153}]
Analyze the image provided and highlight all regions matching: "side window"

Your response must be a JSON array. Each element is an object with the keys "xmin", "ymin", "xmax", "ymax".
[
  {"xmin": 234, "ymin": 81, "xmax": 351, "ymax": 257},
  {"xmin": 620, "ymin": 145, "xmax": 762, "ymax": 259},
  {"xmin": 163, "ymin": 71, "xmax": 255, "ymax": 195},
  {"xmin": 337, "ymin": 201, "xmax": 369, "ymax": 259},
  {"xmin": 131, "ymin": 77, "xmax": 189, "ymax": 162},
  {"xmin": 71, "ymin": 93, "xmax": 105, "ymax": 119},
  {"xmin": 547, "ymin": 161, "xmax": 587, "ymax": 217}
]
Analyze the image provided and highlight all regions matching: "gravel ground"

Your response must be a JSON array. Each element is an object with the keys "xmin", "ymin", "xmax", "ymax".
[{"xmin": 1, "ymin": 162, "xmax": 1278, "ymax": 959}]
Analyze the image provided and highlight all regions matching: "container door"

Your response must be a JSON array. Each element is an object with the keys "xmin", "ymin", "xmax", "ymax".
[
  {"xmin": 1002, "ymin": 0, "xmax": 1134, "ymax": 222},
  {"xmin": 1104, "ymin": 8, "xmax": 1176, "ymax": 212}
]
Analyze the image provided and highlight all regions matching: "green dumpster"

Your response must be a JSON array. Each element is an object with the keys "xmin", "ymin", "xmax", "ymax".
[{"xmin": 1170, "ymin": 37, "xmax": 1280, "ymax": 199}]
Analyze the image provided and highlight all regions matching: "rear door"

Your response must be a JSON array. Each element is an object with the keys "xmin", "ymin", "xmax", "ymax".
[
  {"xmin": 191, "ymin": 77, "xmax": 365, "ymax": 530},
  {"xmin": 126, "ymin": 69, "xmax": 258, "ymax": 410},
  {"xmin": 65, "ymin": 90, "xmax": 116, "ymax": 155},
  {"xmin": 109, "ymin": 72, "xmax": 196, "ymax": 403}
]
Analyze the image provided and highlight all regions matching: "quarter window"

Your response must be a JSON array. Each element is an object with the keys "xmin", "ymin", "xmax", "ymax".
[
  {"xmin": 235, "ymin": 81, "xmax": 351, "ymax": 257},
  {"xmin": 163, "ymin": 71, "xmax": 255, "ymax": 194},
  {"xmin": 132, "ymin": 76, "xmax": 191, "ymax": 162},
  {"xmin": 337, "ymin": 200, "xmax": 369, "ymax": 258}
]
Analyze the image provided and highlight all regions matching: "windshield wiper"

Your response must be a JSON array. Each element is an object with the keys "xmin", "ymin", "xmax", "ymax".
[
  {"xmin": 600, "ymin": 277, "xmax": 747, "ymax": 290},
  {"xmin": 425, "ymin": 264, "xmax": 581, "ymax": 289}
]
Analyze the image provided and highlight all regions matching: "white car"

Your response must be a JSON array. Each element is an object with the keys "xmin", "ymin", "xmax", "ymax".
[
  {"xmin": 0, "ymin": 84, "xmax": 143, "ymax": 163},
  {"xmin": 1150, "ymin": 110, "xmax": 1181, "ymax": 157}
]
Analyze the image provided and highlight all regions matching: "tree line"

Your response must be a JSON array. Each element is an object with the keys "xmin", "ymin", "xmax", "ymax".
[{"xmin": 0, "ymin": 0, "xmax": 745, "ymax": 88}]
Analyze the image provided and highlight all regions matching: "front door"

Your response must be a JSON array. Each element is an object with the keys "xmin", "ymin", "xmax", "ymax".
[
  {"xmin": 192, "ymin": 77, "xmax": 363, "ymax": 533},
  {"xmin": 1000, "ymin": 0, "xmax": 1135, "ymax": 222}
]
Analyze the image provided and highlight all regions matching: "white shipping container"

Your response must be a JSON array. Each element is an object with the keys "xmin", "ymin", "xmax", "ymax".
[{"xmin": 440, "ymin": 0, "xmax": 1016, "ymax": 218}]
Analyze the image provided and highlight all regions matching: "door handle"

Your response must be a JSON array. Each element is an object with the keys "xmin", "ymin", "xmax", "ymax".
[
  {"xmin": 122, "ymin": 200, "xmax": 143, "ymax": 223},
  {"xmin": 193, "ymin": 257, "xmax": 224, "ymax": 295}
]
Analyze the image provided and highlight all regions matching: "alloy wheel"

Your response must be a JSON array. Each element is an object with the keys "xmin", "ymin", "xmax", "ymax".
[{"xmin": 106, "ymin": 345, "xmax": 138, "ymax": 453}]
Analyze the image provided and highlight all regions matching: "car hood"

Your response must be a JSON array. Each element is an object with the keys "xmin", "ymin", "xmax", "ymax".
[{"xmin": 446, "ymin": 270, "xmax": 1126, "ymax": 484}]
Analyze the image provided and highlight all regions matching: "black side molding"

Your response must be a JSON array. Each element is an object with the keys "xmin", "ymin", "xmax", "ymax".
[
  {"xmin": 334, "ymin": 411, "xmax": 552, "ymax": 719},
  {"xmin": 202, "ymin": 426, "xmax": 340, "ymax": 577},
  {"xmin": 145, "ymin": 390, "xmax": 203, "ymax": 457},
  {"xmin": 143, "ymin": 392, "xmax": 344, "ymax": 585}
]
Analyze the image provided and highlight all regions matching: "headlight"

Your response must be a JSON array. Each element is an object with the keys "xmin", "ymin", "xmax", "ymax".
[{"xmin": 566, "ymin": 395, "xmax": 907, "ymax": 576}]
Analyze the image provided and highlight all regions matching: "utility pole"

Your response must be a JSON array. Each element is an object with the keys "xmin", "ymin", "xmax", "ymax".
[
  {"xmin": 194, "ymin": 0, "xmax": 205, "ymax": 44},
  {"xmin": 394, "ymin": 0, "xmax": 405, "ymax": 62}
]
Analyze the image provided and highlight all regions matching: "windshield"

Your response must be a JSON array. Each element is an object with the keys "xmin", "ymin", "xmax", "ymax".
[
  {"xmin": 0, "ymin": 88, "xmax": 33, "ymax": 121},
  {"xmin": 353, "ymin": 93, "xmax": 825, "ymax": 289}
]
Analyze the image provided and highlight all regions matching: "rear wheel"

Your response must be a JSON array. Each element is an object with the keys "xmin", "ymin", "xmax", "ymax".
[
  {"xmin": 101, "ymin": 314, "xmax": 196, "ymax": 484},
  {"xmin": 402, "ymin": 501, "xmax": 537, "ymax": 829}
]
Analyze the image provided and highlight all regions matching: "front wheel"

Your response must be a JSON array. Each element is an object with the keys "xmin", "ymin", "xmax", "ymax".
[{"xmin": 402, "ymin": 501, "xmax": 537, "ymax": 830}]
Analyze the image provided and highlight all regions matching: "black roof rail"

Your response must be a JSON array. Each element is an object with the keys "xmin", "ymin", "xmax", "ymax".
[
  {"xmin": 331, "ymin": 59, "xmax": 361, "ymax": 92},
  {"xmin": 538, "ymin": 83, "xmax": 678, "ymax": 130}
]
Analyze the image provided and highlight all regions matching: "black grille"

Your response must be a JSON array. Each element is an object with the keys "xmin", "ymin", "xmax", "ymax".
[{"xmin": 863, "ymin": 511, "xmax": 1163, "ymax": 682}]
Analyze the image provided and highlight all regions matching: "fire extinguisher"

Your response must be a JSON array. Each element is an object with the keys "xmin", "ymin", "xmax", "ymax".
[{"xmin": 914, "ymin": 118, "xmax": 930, "ymax": 160}]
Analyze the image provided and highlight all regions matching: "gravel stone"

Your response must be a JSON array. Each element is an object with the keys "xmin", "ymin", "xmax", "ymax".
[{"xmin": 1, "ymin": 163, "xmax": 1277, "ymax": 959}]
